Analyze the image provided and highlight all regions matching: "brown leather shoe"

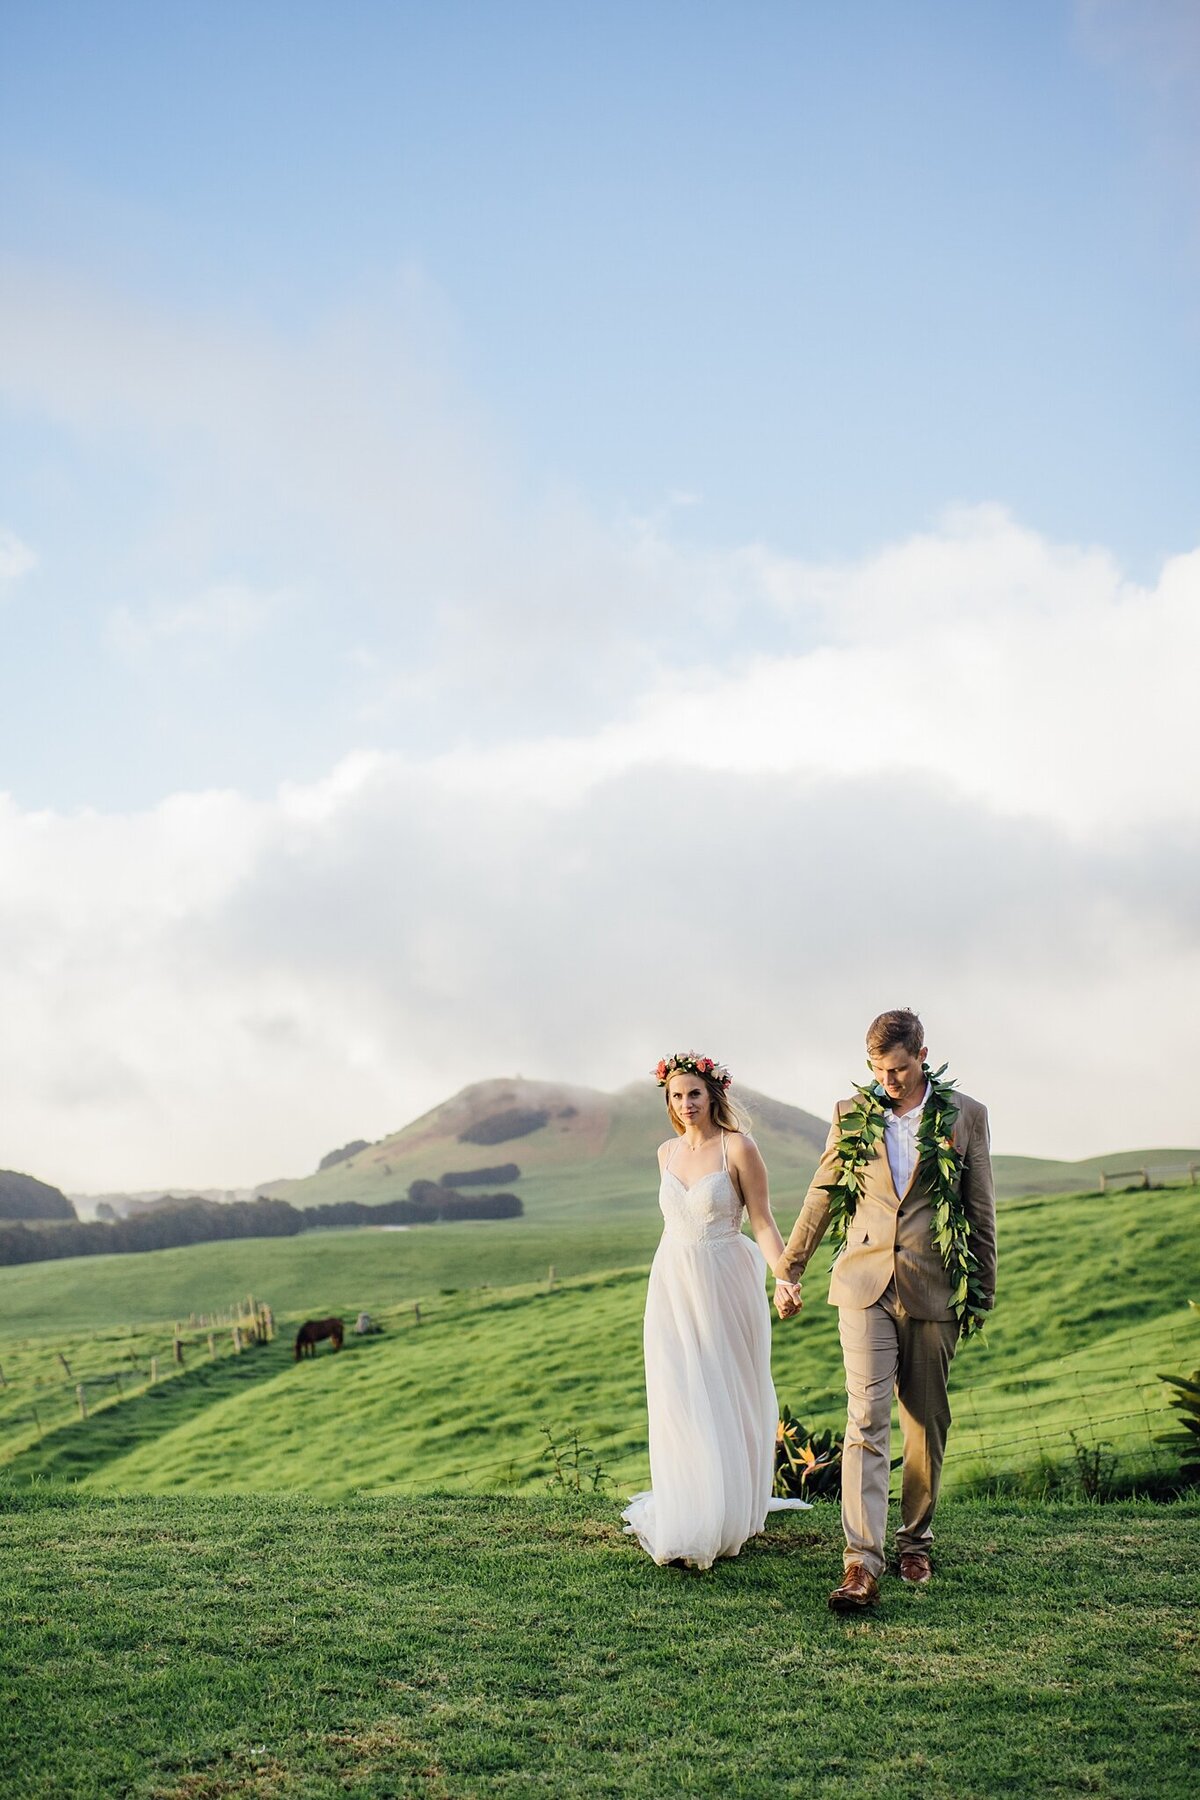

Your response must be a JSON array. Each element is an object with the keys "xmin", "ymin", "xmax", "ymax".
[
  {"xmin": 899, "ymin": 1551, "xmax": 932, "ymax": 1585},
  {"xmin": 828, "ymin": 1563, "xmax": 880, "ymax": 1612}
]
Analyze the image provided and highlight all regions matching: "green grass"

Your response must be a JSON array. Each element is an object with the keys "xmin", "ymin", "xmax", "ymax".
[
  {"xmin": 0, "ymin": 1310, "xmax": 270, "ymax": 1449},
  {"xmin": 0, "ymin": 1215, "xmax": 662, "ymax": 1335},
  {"xmin": 2, "ymin": 1184, "xmax": 1197, "ymax": 1500},
  {"xmin": 1, "ymin": 1489, "xmax": 1196, "ymax": 1799}
]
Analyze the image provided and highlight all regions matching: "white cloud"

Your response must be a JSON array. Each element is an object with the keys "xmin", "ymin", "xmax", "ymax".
[
  {"xmin": 433, "ymin": 509, "xmax": 1200, "ymax": 838},
  {"xmin": 0, "ymin": 527, "xmax": 37, "ymax": 588},
  {"xmin": 0, "ymin": 263, "xmax": 799, "ymax": 745},
  {"xmin": 106, "ymin": 581, "xmax": 286, "ymax": 660},
  {"xmin": 0, "ymin": 258, "xmax": 503, "ymax": 591},
  {"xmin": 1, "ymin": 505, "xmax": 1196, "ymax": 1191},
  {"xmin": 0, "ymin": 258, "xmax": 1194, "ymax": 1187}
]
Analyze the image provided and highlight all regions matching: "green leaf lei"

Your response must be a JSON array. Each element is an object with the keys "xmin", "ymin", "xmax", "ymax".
[{"xmin": 821, "ymin": 1061, "xmax": 989, "ymax": 1339}]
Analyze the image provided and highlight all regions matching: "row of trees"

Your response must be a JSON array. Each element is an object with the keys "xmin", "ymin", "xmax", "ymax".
[{"xmin": 0, "ymin": 1187, "xmax": 523, "ymax": 1267}]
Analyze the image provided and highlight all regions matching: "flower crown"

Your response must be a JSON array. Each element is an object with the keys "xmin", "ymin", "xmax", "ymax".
[{"xmin": 653, "ymin": 1051, "xmax": 732, "ymax": 1090}]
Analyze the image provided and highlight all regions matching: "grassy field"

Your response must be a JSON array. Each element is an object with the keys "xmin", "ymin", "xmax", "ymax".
[
  {"xmin": 1, "ymin": 1488, "xmax": 1196, "ymax": 1799},
  {"xmin": 0, "ymin": 1214, "xmax": 662, "ymax": 1335},
  {"xmin": 2, "ymin": 1184, "xmax": 1197, "ymax": 1499}
]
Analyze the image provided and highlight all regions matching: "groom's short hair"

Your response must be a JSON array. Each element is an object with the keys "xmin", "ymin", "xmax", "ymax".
[{"xmin": 866, "ymin": 1009, "xmax": 925, "ymax": 1058}]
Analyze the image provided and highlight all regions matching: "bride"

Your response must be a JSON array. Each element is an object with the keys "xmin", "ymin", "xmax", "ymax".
[{"xmin": 622, "ymin": 1051, "xmax": 806, "ymax": 1569}]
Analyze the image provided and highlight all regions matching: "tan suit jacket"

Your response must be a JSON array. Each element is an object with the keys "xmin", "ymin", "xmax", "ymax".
[{"xmin": 775, "ymin": 1089, "xmax": 997, "ymax": 1322}]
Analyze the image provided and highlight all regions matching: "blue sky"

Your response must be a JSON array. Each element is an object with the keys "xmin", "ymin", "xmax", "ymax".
[{"xmin": 1, "ymin": 2, "xmax": 1198, "ymax": 1184}]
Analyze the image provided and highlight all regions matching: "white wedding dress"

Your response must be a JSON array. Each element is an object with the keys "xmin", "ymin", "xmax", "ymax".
[{"xmin": 622, "ymin": 1132, "xmax": 810, "ymax": 1569}]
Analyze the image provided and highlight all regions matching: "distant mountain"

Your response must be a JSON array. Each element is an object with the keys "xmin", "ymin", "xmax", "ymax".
[
  {"xmin": 256, "ymin": 1076, "xmax": 832, "ymax": 1222},
  {"xmin": 253, "ymin": 1077, "xmax": 1200, "ymax": 1223},
  {"xmin": 0, "ymin": 1170, "xmax": 77, "ymax": 1222},
  {"xmin": 62, "ymin": 1079, "xmax": 1200, "ymax": 1226}
]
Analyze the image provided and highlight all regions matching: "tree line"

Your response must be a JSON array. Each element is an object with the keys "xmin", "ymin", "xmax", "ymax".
[{"xmin": 0, "ymin": 1186, "xmax": 523, "ymax": 1268}]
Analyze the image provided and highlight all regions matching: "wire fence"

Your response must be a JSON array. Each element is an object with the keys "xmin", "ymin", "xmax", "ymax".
[
  {"xmin": 0, "ymin": 1297, "xmax": 275, "ymax": 1456},
  {"xmin": 3, "ymin": 1283, "xmax": 1195, "ymax": 1500},
  {"xmin": 939, "ymin": 1316, "xmax": 1194, "ymax": 1493}
]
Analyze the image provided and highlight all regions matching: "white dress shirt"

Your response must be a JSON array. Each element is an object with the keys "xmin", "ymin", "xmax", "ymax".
[{"xmin": 883, "ymin": 1082, "xmax": 930, "ymax": 1198}]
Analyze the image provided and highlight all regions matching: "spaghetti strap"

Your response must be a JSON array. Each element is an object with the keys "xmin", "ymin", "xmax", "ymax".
[{"xmin": 721, "ymin": 1130, "xmax": 728, "ymax": 1171}]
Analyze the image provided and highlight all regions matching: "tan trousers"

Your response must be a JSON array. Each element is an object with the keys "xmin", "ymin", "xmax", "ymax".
[{"xmin": 838, "ymin": 1280, "xmax": 959, "ymax": 1578}]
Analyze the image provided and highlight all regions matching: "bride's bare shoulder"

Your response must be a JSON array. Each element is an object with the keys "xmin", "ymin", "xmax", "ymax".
[
  {"xmin": 656, "ymin": 1138, "xmax": 677, "ymax": 1167},
  {"xmin": 726, "ymin": 1129, "xmax": 764, "ymax": 1165}
]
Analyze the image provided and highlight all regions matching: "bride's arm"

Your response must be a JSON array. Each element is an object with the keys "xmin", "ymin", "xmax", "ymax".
[{"xmin": 729, "ymin": 1135, "xmax": 799, "ymax": 1305}]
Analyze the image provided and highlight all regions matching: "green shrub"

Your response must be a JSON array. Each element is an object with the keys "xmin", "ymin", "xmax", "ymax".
[{"xmin": 1157, "ymin": 1300, "xmax": 1200, "ymax": 1484}]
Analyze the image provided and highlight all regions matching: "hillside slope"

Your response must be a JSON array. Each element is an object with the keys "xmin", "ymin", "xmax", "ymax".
[
  {"xmin": 257, "ymin": 1074, "xmax": 1198, "ymax": 1219},
  {"xmin": 0, "ymin": 1169, "xmax": 76, "ymax": 1221},
  {"xmin": 4, "ymin": 1183, "xmax": 1196, "ymax": 1499},
  {"xmin": 254, "ymin": 1076, "xmax": 1200, "ymax": 1222},
  {"xmin": 257, "ymin": 1076, "xmax": 832, "ymax": 1219}
]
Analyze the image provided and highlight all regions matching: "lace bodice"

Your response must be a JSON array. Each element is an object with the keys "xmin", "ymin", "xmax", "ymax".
[{"xmin": 658, "ymin": 1134, "xmax": 744, "ymax": 1245}]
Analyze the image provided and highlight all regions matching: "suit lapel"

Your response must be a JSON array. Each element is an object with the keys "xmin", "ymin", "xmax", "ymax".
[
  {"xmin": 900, "ymin": 1153, "xmax": 923, "ymax": 1204},
  {"xmin": 872, "ymin": 1126, "xmax": 901, "ymax": 1207}
]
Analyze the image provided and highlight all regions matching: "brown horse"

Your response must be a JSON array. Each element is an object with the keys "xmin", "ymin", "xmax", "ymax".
[{"xmin": 294, "ymin": 1316, "xmax": 345, "ymax": 1360}]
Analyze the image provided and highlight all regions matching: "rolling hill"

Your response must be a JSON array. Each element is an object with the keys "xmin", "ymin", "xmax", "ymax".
[
  {"xmin": 3, "ymin": 1182, "xmax": 1196, "ymax": 1499},
  {"xmin": 254, "ymin": 1074, "xmax": 1199, "ymax": 1218},
  {"xmin": 0, "ymin": 1169, "xmax": 76, "ymax": 1221},
  {"xmin": 255, "ymin": 1076, "xmax": 833, "ymax": 1220}
]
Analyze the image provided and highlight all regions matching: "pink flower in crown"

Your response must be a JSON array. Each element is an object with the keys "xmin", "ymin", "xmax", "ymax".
[{"xmin": 653, "ymin": 1049, "xmax": 732, "ymax": 1088}]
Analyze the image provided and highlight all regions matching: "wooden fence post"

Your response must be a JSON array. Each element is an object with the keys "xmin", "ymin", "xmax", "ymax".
[
  {"xmin": 30, "ymin": 1404, "xmax": 41, "ymax": 1441},
  {"xmin": 548, "ymin": 1265, "xmax": 556, "ymax": 1289},
  {"xmin": 150, "ymin": 1357, "xmax": 159, "ymax": 1383},
  {"xmin": 413, "ymin": 1303, "xmax": 422, "ymax": 1327},
  {"xmin": 76, "ymin": 1384, "xmax": 87, "ymax": 1419},
  {"xmin": 58, "ymin": 1351, "xmax": 72, "ymax": 1378},
  {"xmin": 232, "ymin": 1326, "xmax": 242, "ymax": 1353},
  {"xmin": 0, "ymin": 1362, "xmax": 6, "ymax": 1388},
  {"xmin": 173, "ymin": 1338, "xmax": 184, "ymax": 1366},
  {"xmin": 208, "ymin": 1333, "xmax": 216, "ymax": 1358}
]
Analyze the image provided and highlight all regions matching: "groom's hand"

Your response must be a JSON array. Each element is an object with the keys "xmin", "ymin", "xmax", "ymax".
[{"xmin": 773, "ymin": 1278, "xmax": 802, "ymax": 1319}]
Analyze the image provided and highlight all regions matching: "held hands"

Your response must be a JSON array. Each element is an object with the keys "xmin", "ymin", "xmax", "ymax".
[{"xmin": 773, "ymin": 1277, "xmax": 802, "ymax": 1320}]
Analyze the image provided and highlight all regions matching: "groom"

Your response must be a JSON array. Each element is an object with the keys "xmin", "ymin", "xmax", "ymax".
[{"xmin": 775, "ymin": 1009, "xmax": 996, "ymax": 1611}]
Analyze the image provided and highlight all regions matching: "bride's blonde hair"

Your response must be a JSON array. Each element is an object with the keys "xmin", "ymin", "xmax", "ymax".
[{"xmin": 664, "ymin": 1071, "xmax": 749, "ymax": 1137}]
